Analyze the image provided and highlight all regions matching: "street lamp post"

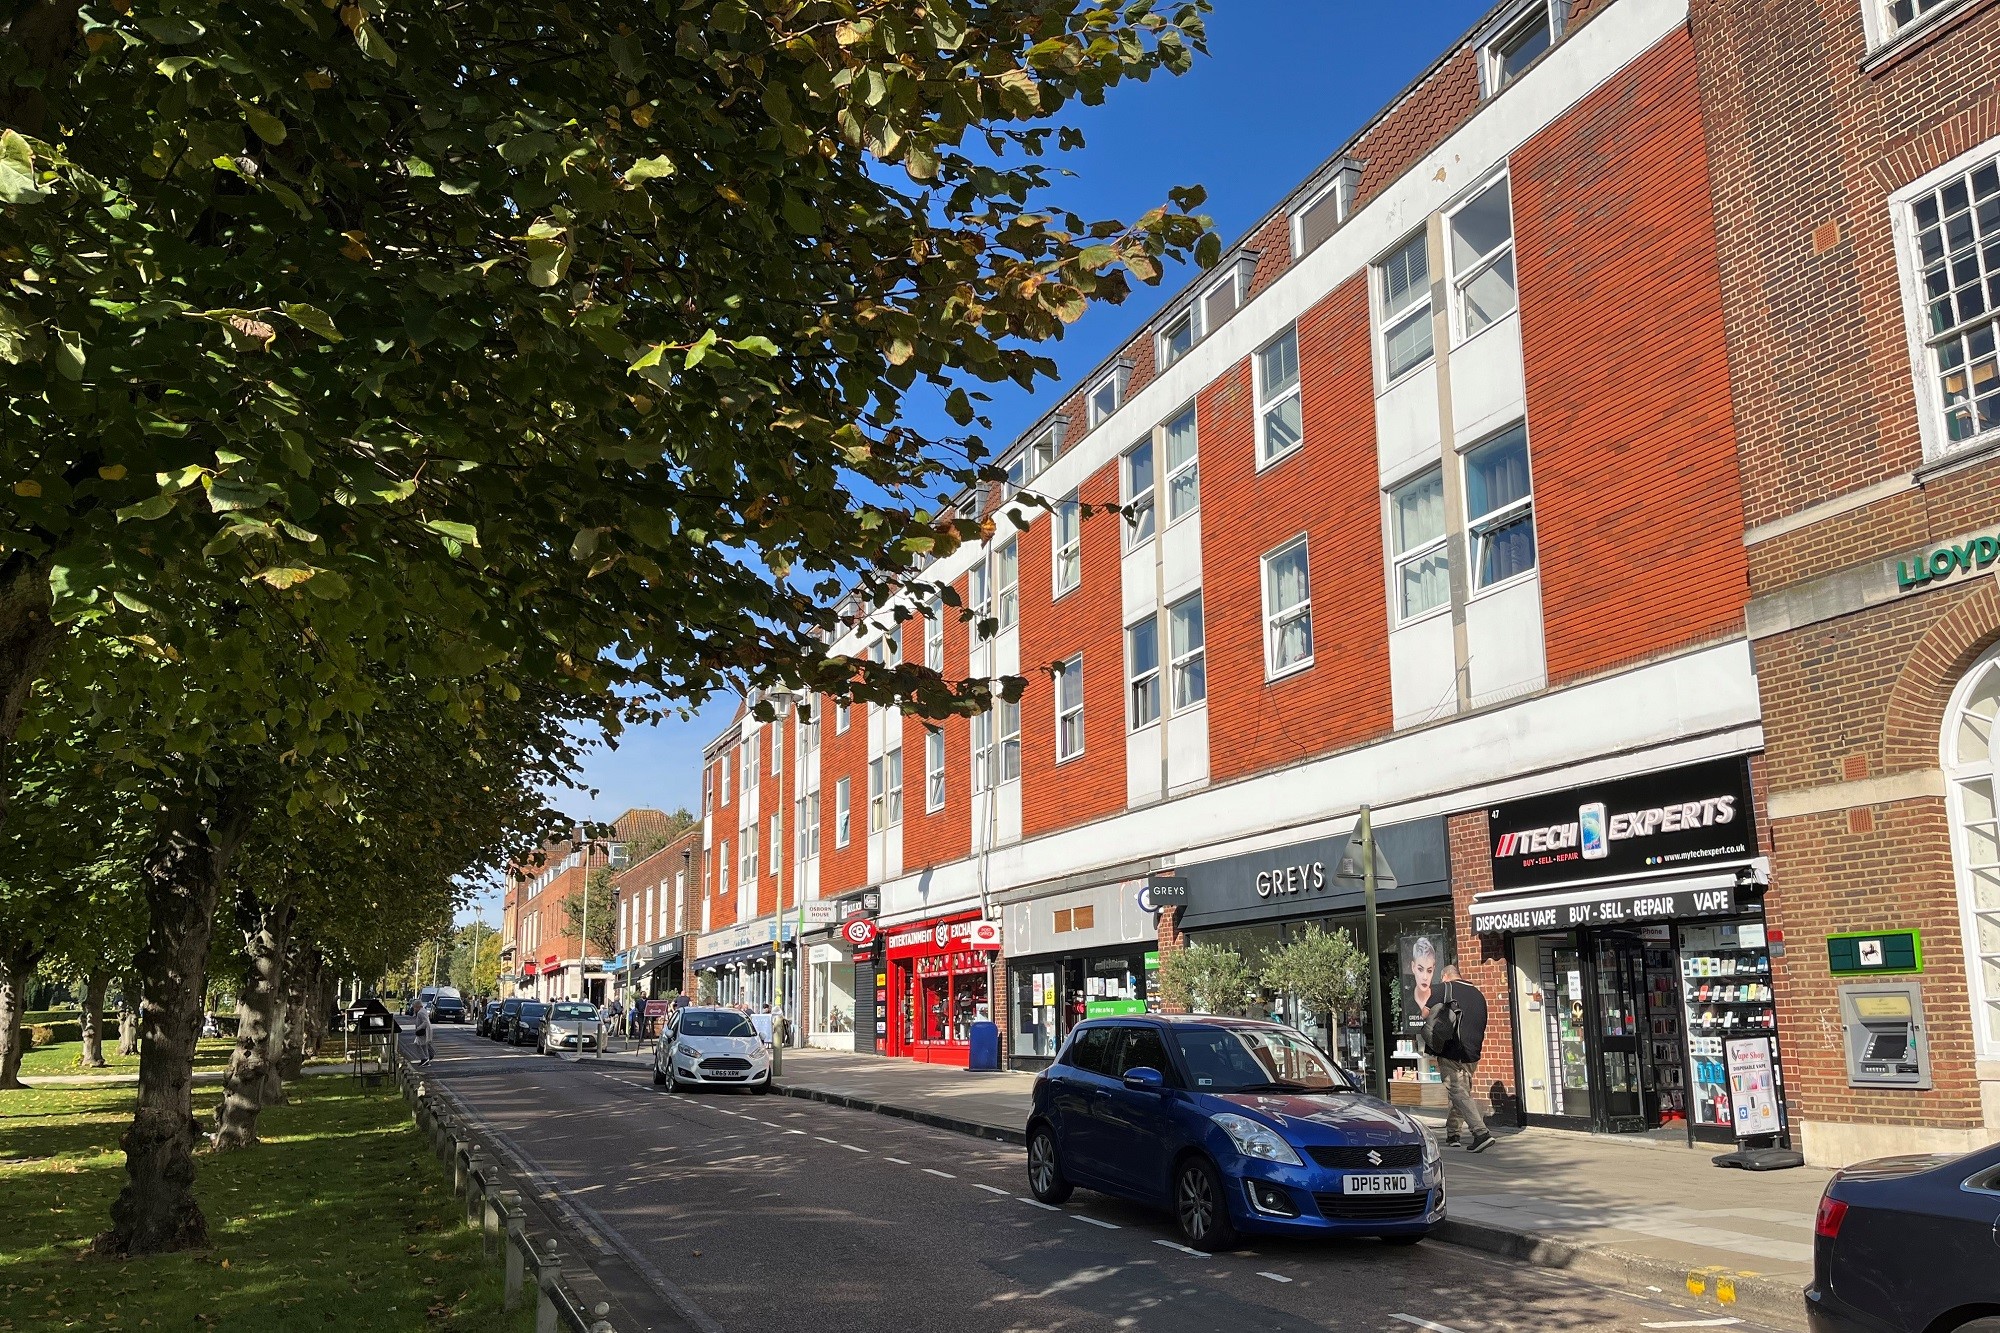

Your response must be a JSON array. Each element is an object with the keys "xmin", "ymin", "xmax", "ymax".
[{"xmin": 1334, "ymin": 805, "xmax": 1396, "ymax": 1102}]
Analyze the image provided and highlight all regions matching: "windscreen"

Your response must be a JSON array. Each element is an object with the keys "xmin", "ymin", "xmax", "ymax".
[
  {"xmin": 681, "ymin": 1011, "xmax": 757, "ymax": 1038},
  {"xmin": 550, "ymin": 1004, "xmax": 596, "ymax": 1020},
  {"xmin": 1172, "ymin": 1025, "xmax": 1352, "ymax": 1093}
]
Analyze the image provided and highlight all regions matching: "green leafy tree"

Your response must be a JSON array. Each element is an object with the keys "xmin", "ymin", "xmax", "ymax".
[
  {"xmin": 1260, "ymin": 925, "xmax": 1369, "ymax": 1051},
  {"xmin": 563, "ymin": 867, "xmax": 619, "ymax": 962},
  {"xmin": 1155, "ymin": 941, "xmax": 1257, "ymax": 1017},
  {"xmin": 625, "ymin": 810, "xmax": 697, "ymax": 865},
  {"xmin": 449, "ymin": 921, "xmax": 504, "ymax": 1000}
]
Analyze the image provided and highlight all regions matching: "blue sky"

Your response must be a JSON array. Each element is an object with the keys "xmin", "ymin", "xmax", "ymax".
[{"xmin": 462, "ymin": 1, "xmax": 1497, "ymax": 923}]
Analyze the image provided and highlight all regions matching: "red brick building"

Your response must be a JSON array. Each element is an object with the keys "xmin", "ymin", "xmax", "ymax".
[
  {"xmin": 501, "ymin": 808, "xmax": 671, "ymax": 1004},
  {"xmin": 1688, "ymin": 0, "xmax": 2000, "ymax": 1161}
]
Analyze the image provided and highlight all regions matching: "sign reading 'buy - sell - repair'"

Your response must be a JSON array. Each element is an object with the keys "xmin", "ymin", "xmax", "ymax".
[{"xmin": 1897, "ymin": 533, "xmax": 2000, "ymax": 590}]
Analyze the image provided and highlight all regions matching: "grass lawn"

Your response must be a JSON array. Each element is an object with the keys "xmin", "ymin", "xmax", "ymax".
[
  {"xmin": 16, "ymin": 1038, "xmax": 239, "ymax": 1080},
  {"xmin": 0, "ymin": 1078, "xmax": 532, "ymax": 1332}
]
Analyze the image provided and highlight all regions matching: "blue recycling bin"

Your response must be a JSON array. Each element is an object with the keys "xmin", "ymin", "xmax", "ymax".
[{"xmin": 967, "ymin": 1020, "xmax": 1000, "ymax": 1071}]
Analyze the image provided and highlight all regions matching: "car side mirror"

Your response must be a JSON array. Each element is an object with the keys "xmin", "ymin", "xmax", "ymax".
[{"xmin": 1122, "ymin": 1066, "xmax": 1166, "ymax": 1093}]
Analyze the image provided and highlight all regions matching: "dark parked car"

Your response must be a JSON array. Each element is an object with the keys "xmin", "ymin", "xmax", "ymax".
[
  {"xmin": 1806, "ymin": 1140, "xmax": 2000, "ymax": 1333},
  {"xmin": 508, "ymin": 1001, "xmax": 549, "ymax": 1048},
  {"xmin": 476, "ymin": 1001, "xmax": 504, "ymax": 1037},
  {"xmin": 430, "ymin": 996, "xmax": 467, "ymax": 1024},
  {"xmin": 493, "ymin": 997, "xmax": 524, "ymax": 1042},
  {"xmin": 1026, "ymin": 1015, "xmax": 1441, "ymax": 1252}
]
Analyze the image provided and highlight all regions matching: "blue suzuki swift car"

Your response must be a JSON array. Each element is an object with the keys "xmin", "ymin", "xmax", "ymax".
[{"xmin": 1026, "ymin": 1015, "xmax": 1443, "ymax": 1251}]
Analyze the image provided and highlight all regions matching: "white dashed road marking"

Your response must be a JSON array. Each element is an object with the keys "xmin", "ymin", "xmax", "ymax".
[
  {"xmin": 841, "ymin": 1144, "xmax": 868, "ymax": 1153},
  {"xmin": 1257, "ymin": 1272, "xmax": 1293, "ymax": 1284},
  {"xmin": 1018, "ymin": 1199, "xmax": 1061, "ymax": 1212},
  {"xmin": 1071, "ymin": 1215, "xmax": 1119, "ymax": 1230},
  {"xmin": 922, "ymin": 1168, "xmax": 956, "ymax": 1179},
  {"xmin": 1153, "ymin": 1240, "xmax": 1205, "ymax": 1257},
  {"xmin": 814, "ymin": 1136, "xmax": 838, "ymax": 1144},
  {"xmin": 972, "ymin": 1184, "xmax": 1010, "ymax": 1195},
  {"xmin": 883, "ymin": 1157, "xmax": 910, "ymax": 1165},
  {"xmin": 1641, "ymin": 1322, "xmax": 1742, "ymax": 1329},
  {"xmin": 1393, "ymin": 1317, "xmax": 1467, "ymax": 1333}
]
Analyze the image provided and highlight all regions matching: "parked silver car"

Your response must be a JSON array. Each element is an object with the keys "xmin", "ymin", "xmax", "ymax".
[{"xmin": 653, "ymin": 1006, "xmax": 770, "ymax": 1091}]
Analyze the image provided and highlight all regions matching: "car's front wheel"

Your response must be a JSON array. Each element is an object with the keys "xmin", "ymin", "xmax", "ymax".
[
  {"xmin": 1174, "ymin": 1156, "xmax": 1236, "ymax": 1253},
  {"xmin": 1026, "ymin": 1126, "xmax": 1073, "ymax": 1205},
  {"xmin": 652, "ymin": 1059, "xmax": 666, "ymax": 1087}
]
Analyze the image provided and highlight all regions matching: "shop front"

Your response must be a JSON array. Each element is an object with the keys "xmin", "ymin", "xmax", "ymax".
[
  {"xmin": 1175, "ymin": 818, "xmax": 1453, "ymax": 1098},
  {"xmin": 1469, "ymin": 756, "xmax": 1782, "ymax": 1144},
  {"xmin": 692, "ymin": 919, "xmax": 798, "ymax": 1013},
  {"xmin": 883, "ymin": 911, "xmax": 995, "ymax": 1066},
  {"xmin": 804, "ymin": 890, "xmax": 878, "ymax": 1052},
  {"xmin": 1001, "ymin": 877, "xmax": 1159, "ymax": 1071}
]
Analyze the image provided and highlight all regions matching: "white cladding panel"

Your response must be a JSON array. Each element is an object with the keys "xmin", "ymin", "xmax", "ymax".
[
  {"xmin": 1162, "ymin": 514, "xmax": 1202, "ymax": 604},
  {"xmin": 1466, "ymin": 575, "xmax": 1548, "ymax": 706},
  {"xmin": 1449, "ymin": 313, "xmax": 1526, "ymax": 448},
  {"xmin": 1168, "ymin": 701, "xmax": 1209, "ymax": 792},
  {"xmin": 1390, "ymin": 612, "xmax": 1458, "ymax": 729},
  {"xmin": 1375, "ymin": 362, "xmax": 1444, "ymax": 485},
  {"xmin": 1122, "ymin": 539, "xmax": 1154, "ymax": 626},
  {"xmin": 1128, "ymin": 724, "xmax": 1163, "ymax": 807}
]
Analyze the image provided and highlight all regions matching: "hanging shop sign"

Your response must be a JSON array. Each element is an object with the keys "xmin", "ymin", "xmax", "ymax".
[
  {"xmin": 801, "ymin": 901, "xmax": 840, "ymax": 925},
  {"xmin": 842, "ymin": 917, "xmax": 880, "ymax": 948},
  {"xmin": 1485, "ymin": 757, "xmax": 1758, "ymax": 893},
  {"xmin": 967, "ymin": 920, "xmax": 1003, "ymax": 950}
]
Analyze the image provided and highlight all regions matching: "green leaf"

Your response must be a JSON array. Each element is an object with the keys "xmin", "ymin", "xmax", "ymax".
[
  {"xmin": 254, "ymin": 565, "xmax": 316, "ymax": 590},
  {"xmin": 525, "ymin": 236, "xmax": 572, "ymax": 288},
  {"xmin": 782, "ymin": 193, "xmax": 821, "ymax": 236},
  {"xmin": 137, "ymin": 15, "xmax": 203, "ymax": 44},
  {"xmin": 626, "ymin": 155, "xmax": 676, "ymax": 183},
  {"xmin": 683, "ymin": 329, "xmax": 717, "ymax": 369},
  {"xmin": 205, "ymin": 477, "xmax": 284, "ymax": 512},
  {"xmin": 53, "ymin": 328, "xmax": 84, "ymax": 380},
  {"xmin": 423, "ymin": 519, "xmax": 480, "ymax": 546},
  {"xmin": 355, "ymin": 20, "xmax": 397, "ymax": 66},
  {"xmin": 0, "ymin": 301, "xmax": 41, "ymax": 363},
  {"xmin": 733, "ymin": 335, "xmax": 779, "ymax": 357},
  {"xmin": 116, "ymin": 494, "xmax": 177, "ymax": 522},
  {"xmin": 281, "ymin": 303, "xmax": 343, "ymax": 341},
  {"xmin": 0, "ymin": 130, "xmax": 48, "ymax": 205},
  {"xmin": 303, "ymin": 569, "xmax": 351, "ymax": 600},
  {"xmin": 242, "ymin": 101, "xmax": 287, "ymax": 145}
]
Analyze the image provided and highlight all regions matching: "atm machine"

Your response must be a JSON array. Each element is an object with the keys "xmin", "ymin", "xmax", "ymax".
[{"xmin": 1838, "ymin": 982, "xmax": 1932, "ymax": 1090}]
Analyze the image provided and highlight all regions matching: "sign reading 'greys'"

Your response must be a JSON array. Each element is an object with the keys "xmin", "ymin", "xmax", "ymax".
[{"xmin": 1486, "ymin": 757, "xmax": 1758, "ymax": 893}]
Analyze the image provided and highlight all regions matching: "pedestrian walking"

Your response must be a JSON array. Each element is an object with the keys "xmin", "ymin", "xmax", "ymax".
[
  {"xmin": 1421, "ymin": 963, "xmax": 1492, "ymax": 1152},
  {"xmin": 413, "ymin": 1000, "xmax": 436, "ymax": 1067}
]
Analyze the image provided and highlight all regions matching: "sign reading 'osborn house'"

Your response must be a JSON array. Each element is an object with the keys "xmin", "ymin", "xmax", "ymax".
[{"xmin": 1486, "ymin": 757, "xmax": 1759, "ymax": 893}]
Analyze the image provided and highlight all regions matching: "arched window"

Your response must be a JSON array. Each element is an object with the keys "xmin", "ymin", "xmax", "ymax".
[{"xmin": 1942, "ymin": 649, "xmax": 2000, "ymax": 1057}]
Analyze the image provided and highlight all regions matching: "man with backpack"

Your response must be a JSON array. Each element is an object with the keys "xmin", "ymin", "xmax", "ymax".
[{"xmin": 1422, "ymin": 962, "xmax": 1493, "ymax": 1153}]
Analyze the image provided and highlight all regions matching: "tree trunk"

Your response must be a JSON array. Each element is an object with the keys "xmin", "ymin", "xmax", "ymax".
[
  {"xmin": 79, "ymin": 969, "xmax": 110, "ymax": 1067},
  {"xmin": 116, "ymin": 978, "xmax": 140, "ymax": 1057},
  {"xmin": 213, "ymin": 891, "xmax": 293, "ymax": 1150},
  {"xmin": 0, "ymin": 553, "xmax": 60, "ymax": 838},
  {"xmin": 93, "ymin": 779, "xmax": 254, "ymax": 1257},
  {"xmin": 0, "ymin": 941, "xmax": 42, "ymax": 1090},
  {"xmin": 276, "ymin": 946, "xmax": 322, "ymax": 1086}
]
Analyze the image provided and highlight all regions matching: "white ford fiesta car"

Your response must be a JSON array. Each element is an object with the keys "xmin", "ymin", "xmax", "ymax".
[{"xmin": 653, "ymin": 1006, "xmax": 770, "ymax": 1092}]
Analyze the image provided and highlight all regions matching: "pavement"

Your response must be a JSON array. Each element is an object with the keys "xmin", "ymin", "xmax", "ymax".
[{"xmin": 426, "ymin": 1028, "xmax": 1818, "ymax": 1332}]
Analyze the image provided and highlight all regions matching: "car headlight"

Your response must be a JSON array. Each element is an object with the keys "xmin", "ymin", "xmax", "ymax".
[
  {"xmin": 1423, "ymin": 1131, "xmax": 1441, "ymax": 1166},
  {"xmin": 1211, "ymin": 1112, "xmax": 1302, "ymax": 1166}
]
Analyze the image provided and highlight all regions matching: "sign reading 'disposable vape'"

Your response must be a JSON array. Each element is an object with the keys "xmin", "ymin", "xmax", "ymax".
[{"xmin": 1486, "ymin": 757, "xmax": 1758, "ymax": 892}]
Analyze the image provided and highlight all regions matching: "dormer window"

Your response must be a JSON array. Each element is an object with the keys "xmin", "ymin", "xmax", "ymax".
[
  {"xmin": 1291, "ymin": 164, "xmax": 1361, "ymax": 259},
  {"xmin": 1159, "ymin": 307, "xmax": 1198, "ymax": 368},
  {"xmin": 1088, "ymin": 365, "xmax": 1130, "ymax": 428},
  {"xmin": 1482, "ymin": 1, "xmax": 1562, "ymax": 95}
]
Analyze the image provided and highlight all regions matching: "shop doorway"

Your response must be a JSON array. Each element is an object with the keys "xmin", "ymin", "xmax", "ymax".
[{"xmin": 1591, "ymin": 934, "xmax": 1649, "ymax": 1132}]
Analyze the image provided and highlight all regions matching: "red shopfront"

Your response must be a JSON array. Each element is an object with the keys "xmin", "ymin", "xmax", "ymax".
[{"xmin": 884, "ymin": 912, "xmax": 992, "ymax": 1067}]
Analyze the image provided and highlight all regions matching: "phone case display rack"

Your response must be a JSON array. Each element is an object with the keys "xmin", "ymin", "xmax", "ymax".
[{"xmin": 1680, "ymin": 921, "xmax": 1778, "ymax": 1131}]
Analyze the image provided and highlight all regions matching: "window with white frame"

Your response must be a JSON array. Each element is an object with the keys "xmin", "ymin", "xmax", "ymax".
[
  {"xmin": 797, "ymin": 792, "xmax": 820, "ymax": 859},
  {"xmin": 1875, "ymin": 0, "xmax": 1970, "ymax": 45},
  {"xmin": 835, "ymin": 700, "xmax": 850, "ymax": 733},
  {"xmin": 969, "ymin": 558, "xmax": 992, "ymax": 643},
  {"xmin": 1128, "ymin": 615, "xmax": 1161, "ymax": 728},
  {"xmin": 1005, "ymin": 453, "xmax": 1029, "ymax": 499},
  {"xmin": 1483, "ymin": 1, "xmax": 1555, "ymax": 94},
  {"xmin": 1905, "ymin": 146, "xmax": 2000, "ymax": 451},
  {"xmin": 1256, "ymin": 326, "xmax": 1303, "ymax": 466},
  {"xmin": 742, "ymin": 733, "xmax": 758, "ymax": 792},
  {"xmin": 1465, "ymin": 424, "xmax": 1537, "ymax": 589},
  {"xmin": 1448, "ymin": 175, "xmax": 1517, "ymax": 339},
  {"xmin": 767, "ymin": 812, "xmax": 779, "ymax": 874},
  {"xmin": 926, "ymin": 729, "xmax": 945, "ymax": 811},
  {"xmin": 1056, "ymin": 656, "xmax": 1085, "ymax": 761},
  {"xmin": 924, "ymin": 595, "xmax": 944, "ymax": 669},
  {"xmin": 1124, "ymin": 440, "xmax": 1156, "ymax": 545},
  {"xmin": 886, "ymin": 747, "xmax": 902, "ymax": 825},
  {"xmin": 868, "ymin": 756, "xmax": 887, "ymax": 832},
  {"xmin": 1379, "ymin": 230, "xmax": 1434, "ymax": 382},
  {"xmin": 1164, "ymin": 405, "xmax": 1199, "ymax": 521},
  {"xmin": 804, "ymin": 699, "xmax": 821, "ymax": 752},
  {"xmin": 1942, "ymin": 646, "xmax": 2000, "ymax": 1056},
  {"xmin": 1053, "ymin": 494, "xmax": 1082, "ymax": 597},
  {"xmin": 771, "ymin": 722, "xmax": 782, "ymax": 773},
  {"xmin": 720, "ymin": 838, "xmax": 732, "ymax": 894},
  {"xmin": 1169, "ymin": 592, "xmax": 1205, "ymax": 711},
  {"xmin": 720, "ymin": 752, "xmax": 731, "ymax": 803},
  {"xmin": 703, "ymin": 767, "xmax": 712, "ymax": 813},
  {"xmin": 996, "ymin": 538, "xmax": 1019, "ymax": 630},
  {"xmin": 972, "ymin": 708, "xmax": 993, "ymax": 793},
  {"xmin": 1159, "ymin": 307, "xmax": 1198, "ymax": 367},
  {"xmin": 1088, "ymin": 367, "xmax": 1126, "ymax": 427},
  {"xmin": 883, "ymin": 632, "xmax": 900, "ymax": 667},
  {"xmin": 834, "ymin": 777, "xmax": 851, "ymax": 847},
  {"xmin": 999, "ymin": 697, "xmax": 1021, "ymax": 781},
  {"xmin": 1262, "ymin": 537, "xmax": 1313, "ymax": 677},
  {"xmin": 740, "ymin": 824, "xmax": 758, "ymax": 883},
  {"xmin": 1390, "ymin": 467, "xmax": 1449, "ymax": 620}
]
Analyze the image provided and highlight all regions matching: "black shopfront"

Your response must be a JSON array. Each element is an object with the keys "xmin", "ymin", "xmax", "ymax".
[
  {"xmin": 1470, "ymin": 756, "xmax": 1788, "ymax": 1145},
  {"xmin": 1175, "ymin": 817, "xmax": 1453, "ymax": 1099}
]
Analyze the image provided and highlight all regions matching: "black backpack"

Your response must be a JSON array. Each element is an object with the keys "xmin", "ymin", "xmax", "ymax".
[{"xmin": 1421, "ymin": 982, "xmax": 1461, "ymax": 1058}]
